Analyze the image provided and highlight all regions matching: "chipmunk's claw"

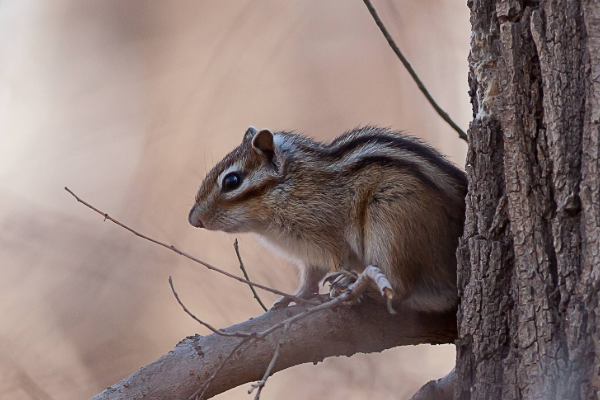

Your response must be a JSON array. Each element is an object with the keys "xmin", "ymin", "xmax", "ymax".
[{"xmin": 324, "ymin": 270, "xmax": 359, "ymax": 299}]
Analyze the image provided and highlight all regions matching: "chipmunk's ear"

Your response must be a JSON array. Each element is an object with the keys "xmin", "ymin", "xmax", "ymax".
[
  {"xmin": 252, "ymin": 129, "xmax": 276, "ymax": 160},
  {"xmin": 243, "ymin": 126, "xmax": 258, "ymax": 142}
]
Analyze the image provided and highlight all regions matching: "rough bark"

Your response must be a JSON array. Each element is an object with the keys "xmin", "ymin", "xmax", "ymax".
[
  {"xmin": 458, "ymin": 0, "xmax": 600, "ymax": 398},
  {"xmin": 89, "ymin": 301, "xmax": 456, "ymax": 400}
]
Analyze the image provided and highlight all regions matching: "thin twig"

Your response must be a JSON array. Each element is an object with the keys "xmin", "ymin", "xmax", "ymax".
[
  {"xmin": 362, "ymin": 0, "xmax": 468, "ymax": 142},
  {"xmin": 249, "ymin": 331, "xmax": 286, "ymax": 400},
  {"xmin": 64, "ymin": 187, "xmax": 318, "ymax": 306},
  {"xmin": 169, "ymin": 277, "xmax": 254, "ymax": 338},
  {"xmin": 234, "ymin": 239, "xmax": 268, "ymax": 312}
]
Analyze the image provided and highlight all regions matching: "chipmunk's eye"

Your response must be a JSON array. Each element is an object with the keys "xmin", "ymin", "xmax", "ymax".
[{"xmin": 222, "ymin": 172, "xmax": 243, "ymax": 192}]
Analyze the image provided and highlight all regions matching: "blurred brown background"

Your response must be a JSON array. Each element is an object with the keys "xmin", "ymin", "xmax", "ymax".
[{"xmin": 0, "ymin": 1, "xmax": 469, "ymax": 399}]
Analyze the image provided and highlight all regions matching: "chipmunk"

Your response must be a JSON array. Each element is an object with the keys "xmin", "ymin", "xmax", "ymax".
[{"xmin": 189, "ymin": 126, "xmax": 467, "ymax": 312}]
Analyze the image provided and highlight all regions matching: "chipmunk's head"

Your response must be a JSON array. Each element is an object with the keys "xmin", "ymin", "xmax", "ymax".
[{"xmin": 189, "ymin": 127, "xmax": 283, "ymax": 233}]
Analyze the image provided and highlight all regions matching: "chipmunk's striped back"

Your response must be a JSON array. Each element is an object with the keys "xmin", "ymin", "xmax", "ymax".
[
  {"xmin": 275, "ymin": 126, "xmax": 466, "ymax": 199},
  {"xmin": 190, "ymin": 126, "xmax": 467, "ymax": 312}
]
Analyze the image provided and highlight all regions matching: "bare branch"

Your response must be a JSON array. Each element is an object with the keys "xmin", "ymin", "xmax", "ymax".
[
  {"xmin": 409, "ymin": 368, "xmax": 456, "ymax": 400},
  {"xmin": 362, "ymin": 0, "xmax": 468, "ymax": 142},
  {"xmin": 234, "ymin": 239, "xmax": 268, "ymax": 312},
  {"xmin": 89, "ymin": 300, "xmax": 457, "ymax": 400},
  {"xmin": 64, "ymin": 187, "xmax": 318, "ymax": 306}
]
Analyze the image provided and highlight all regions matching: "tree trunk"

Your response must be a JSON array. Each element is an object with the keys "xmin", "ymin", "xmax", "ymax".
[{"xmin": 457, "ymin": 0, "xmax": 600, "ymax": 399}]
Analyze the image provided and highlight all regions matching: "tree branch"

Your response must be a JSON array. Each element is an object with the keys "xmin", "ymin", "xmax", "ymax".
[
  {"xmin": 409, "ymin": 368, "xmax": 456, "ymax": 400},
  {"xmin": 89, "ymin": 300, "xmax": 456, "ymax": 400}
]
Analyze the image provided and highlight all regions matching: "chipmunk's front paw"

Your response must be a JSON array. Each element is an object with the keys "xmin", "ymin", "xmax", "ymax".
[{"xmin": 323, "ymin": 270, "xmax": 360, "ymax": 299}]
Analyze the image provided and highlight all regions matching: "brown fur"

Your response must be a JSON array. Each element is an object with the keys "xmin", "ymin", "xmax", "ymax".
[{"xmin": 189, "ymin": 127, "xmax": 467, "ymax": 312}]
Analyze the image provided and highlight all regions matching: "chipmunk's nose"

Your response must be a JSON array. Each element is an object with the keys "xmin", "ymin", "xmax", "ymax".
[{"xmin": 188, "ymin": 204, "xmax": 205, "ymax": 228}]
